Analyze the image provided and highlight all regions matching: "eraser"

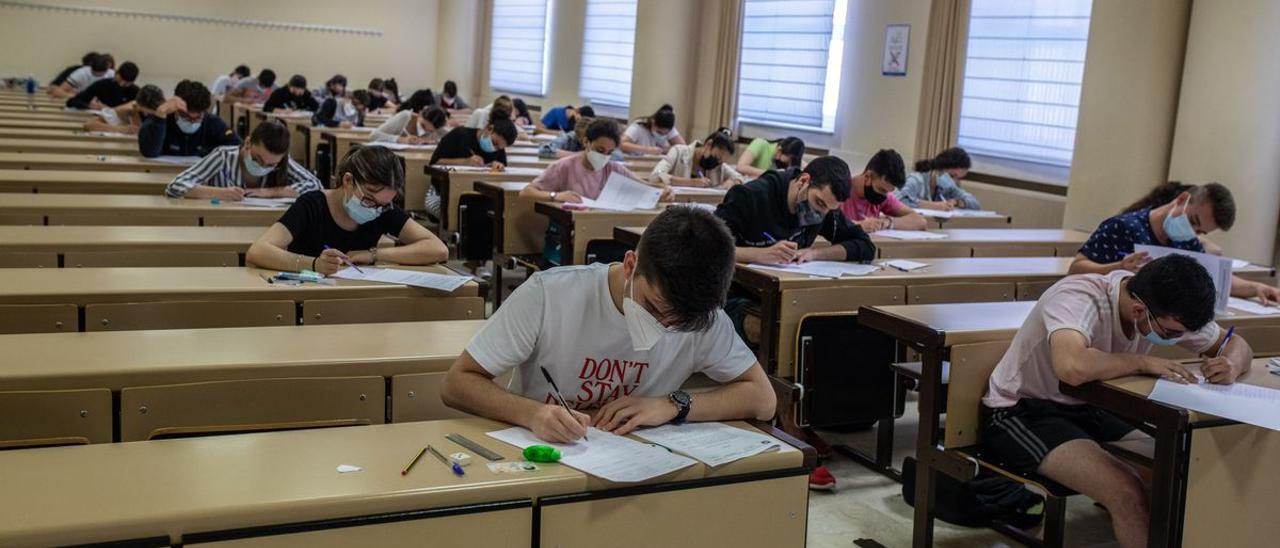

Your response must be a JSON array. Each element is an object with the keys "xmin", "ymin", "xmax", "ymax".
[{"xmin": 449, "ymin": 452, "xmax": 472, "ymax": 466}]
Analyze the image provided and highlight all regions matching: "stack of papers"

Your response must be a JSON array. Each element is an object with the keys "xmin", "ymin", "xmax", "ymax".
[
  {"xmin": 580, "ymin": 172, "xmax": 662, "ymax": 211},
  {"xmin": 331, "ymin": 267, "xmax": 471, "ymax": 292},
  {"xmin": 634, "ymin": 423, "xmax": 793, "ymax": 467},
  {"xmin": 367, "ymin": 142, "xmax": 434, "ymax": 151},
  {"xmin": 150, "ymin": 155, "xmax": 201, "ymax": 166},
  {"xmin": 1227, "ymin": 297, "xmax": 1280, "ymax": 316},
  {"xmin": 748, "ymin": 261, "xmax": 879, "ymax": 278},
  {"xmin": 876, "ymin": 230, "xmax": 948, "ymax": 240},
  {"xmin": 1149, "ymin": 377, "xmax": 1280, "ymax": 431},
  {"xmin": 1135, "ymin": 245, "xmax": 1231, "ymax": 312},
  {"xmin": 445, "ymin": 165, "xmax": 545, "ymax": 176},
  {"xmin": 487, "ymin": 426, "xmax": 695, "ymax": 482},
  {"xmin": 913, "ymin": 208, "xmax": 1002, "ymax": 219}
]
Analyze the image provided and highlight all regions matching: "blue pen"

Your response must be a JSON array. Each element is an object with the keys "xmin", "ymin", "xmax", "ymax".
[
  {"xmin": 762, "ymin": 232, "xmax": 777, "ymax": 244},
  {"xmin": 427, "ymin": 445, "xmax": 465, "ymax": 476},
  {"xmin": 323, "ymin": 244, "xmax": 363, "ymax": 273},
  {"xmin": 1216, "ymin": 326, "xmax": 1235, "ymax": 358}
]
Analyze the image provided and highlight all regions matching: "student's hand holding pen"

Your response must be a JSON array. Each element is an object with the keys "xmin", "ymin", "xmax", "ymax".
[
  {"xmin": 531, "ymin": 404, "xmax": 591, "ymax": 443},
  {"xmin": 314, "ymin": 248, "xmax": 349, "ymax": 275},
  {"xmin": 761, "ymin": 240, "xmax": 799, "ymax": 264}
]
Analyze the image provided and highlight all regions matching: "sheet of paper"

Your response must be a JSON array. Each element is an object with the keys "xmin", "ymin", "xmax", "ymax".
[
  {"xmin": 1227, "ymin": 297, "xmax": 1280, "ymax": 316},
  {"xmin": 445, "ymin": 165, "xmax": 545, "ymax": 176},
  {"xmin": 1135, "ymin": 245, "xmax": 1231, "ymax": 312},
  {"xmin": 1231, "ymin": 259, "xmax": 1250, "ymax": 269},
  {"xmin": 150, "ymin": 155, "xmax": 201, "ymax": 166},
  {"xmin": 748, "ymin": 261, "xmax": 879, "ymax": 279},
  {"xmin": 332, "ymin": 266, "xmax": 471, "ymax": 293},
  {"xmin": 486, "ymin": 426, "xmax": 696, "ymax": 482},
  {"xmin": 530, "ymin": 133, "xmax": 558, "ymax": 142},
  {"xmin": 876, "ymin": 230, "xmax": 948, "ymax": 240},
  {"xmin": 85, "ymin": 131, "xmax": 131, "ymax": 137},
  {"xmin": 580, "ymin": 172, "xmax": 661, "ymax": 211},
  {"xmin": 634, "ymin": 423, "xmax": 791, "ymax": 467},
  {"xmin": 883, "ymin": 259, "xmax": 929, "ymax": 272},
  {"xmin": 672, "ymin": 187, "xmax": 729, "ymax": 196},
  {"xmin": 237, "ymin": 197, "xmax": 295, "ymax": 208},
  {"xmin": 367, "ymin": 142, "xmax": 434, "ymax": 151},
  {"xmin": 1149, "ymin": 377, "xmax": 1280, "ymax": 431}
]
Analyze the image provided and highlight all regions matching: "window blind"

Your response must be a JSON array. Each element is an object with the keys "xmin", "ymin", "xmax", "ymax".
[
  {"xmin": 579, "ymin": 0, "xmax": 637, "ymax": 109},
  {"xmin": 489, "ymin": 0, "xmax": 552, "ymax": 95},
  {"xmin": 737, "ymin": 0, "xmax": 840, "ymax": 130},
  {"xmin": 958, "ymin": 0, "xmax": 1093, "ymax": 167}
]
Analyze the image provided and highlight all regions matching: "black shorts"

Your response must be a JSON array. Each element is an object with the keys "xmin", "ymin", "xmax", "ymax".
[{"xmin": 979, "ymin": 399, "xmax": 1135, "ymax": 474}]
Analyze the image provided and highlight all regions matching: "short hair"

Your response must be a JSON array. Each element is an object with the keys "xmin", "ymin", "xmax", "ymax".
[
  {"xmin": 404, "ymin": 89, "xmax": 436, "ymax": 113},
  {"xmin": 914, "ymin": 146, "xmax": 971, "ymax": 173},
  {"xmin": 635, "ymin": 207, "xmax": 737, "ymax": 332},
  {"xmin": 339, "ymin": 145, "xmax": 405, "ymax": 191},
  {"xmin": 493, "ymin": 95, "xmax": 513, "ymax": 114},
  {"xmin": 443, "ymin": 80, "xmax": 458, "ymax": 96},
  {"xmin": 704, "ymin": 127, "xmax": 735, "ymax": 154},
  {"xmin": 250, "ymin": 119, "xmax": 291, "ymax": 155},
  {"xmin": 173, "ymin": 80, "xmax": 212, "ymax": 113},
  {"xmin": 802, "ymin": 156, "xmax": 854, "ymax": 201},
  {"xmin": 866, "ymin": 148, "xmax": 906, "ymax": 188},
  {"xmin": 234, "ymin": 65, "xmax": 251, "ymax": 78},
  {"xmin": 776, "ymin": 137, "xmax": 806, "ymax": 168},
  {"xmin": 488, "ymin": 117, "xmax": 518, "ymax": 145},
  {"xmin": 585, "ymin": 118, "xmax": 621, "ymax": 145},
  {"xmin": 81, "ymin": 52, "xmax": 99, "ymax": 66},
  {"xmin": 422, "ymin": 105, "xmax": 448, "ymax": 129},
  {"xmin": 351, "ymin": 89, "xmax": 371, "ymax": 107},
  {"xmin": 258, "ymin": 69, "xmax": 277, "ymax": 88},
  {"xmin": 1128, "ymin": 254, "xmax": 1216, "ymax": 331},
  {"xmin": 287, "ymin": 74, "xmax": 307, "ymax": 89},
  {"xmin": 1192, "ymin": 182, "xmax": 1236, "ymax": 230},
  {"xmin": 99, "ymin": 54, "xmax": 114, "ymax": 69},
  {"xmin": 368, "ymin": 78, "xmax": 385, "ymax": 91},
  {"xmin": 116, "ymin": 61, "xmax": 138, "ymax": 83},
  {"xmin": 326, "ymin": 74, "xmax": 347, "ymax": 89},
  {"xmin": 577, "ymin": 105, "xmax": 595, "ymax": 118},
  {"xmin": 135, "ymin": 84, "xmax": 165, "ymax": 110},
  {"xmin": 89, "ymin": 54, "xmax": 111, "ymax": 73},
  {"xmin": 651, "ymin": 104, "xmax": 675, "ymax": 130}
]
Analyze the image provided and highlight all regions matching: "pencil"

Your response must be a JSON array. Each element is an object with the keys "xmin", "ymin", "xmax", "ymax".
[
  {"xmin": 541, "ymin": 366, "xmax": 588, "ymax": 441},
  {"xmin": 401, "ymin": 446, "xmax": 427, "ymax": 475}
]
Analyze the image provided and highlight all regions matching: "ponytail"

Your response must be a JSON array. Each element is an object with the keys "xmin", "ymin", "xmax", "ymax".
[
  {"xmin": 915, "ymin": 147, "xmax": 971, "ymax": 173},
  {"xmin": 704, "ymin": 127, "xmax": 735, "ymax": 154}
]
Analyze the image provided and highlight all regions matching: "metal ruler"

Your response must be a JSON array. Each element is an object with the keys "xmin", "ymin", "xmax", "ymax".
[{"xmin": 445, "ymin": 433, "xmax": 504, "ymax": 461}]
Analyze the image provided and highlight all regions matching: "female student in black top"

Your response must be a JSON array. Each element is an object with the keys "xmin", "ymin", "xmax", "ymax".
[
  {"xmin": 428, "ymin": 115, "xmax": 518, "ymax": 170},
  {"xmin": 246, "ymin": 145, "xmax": 448, "ymax": 275}
]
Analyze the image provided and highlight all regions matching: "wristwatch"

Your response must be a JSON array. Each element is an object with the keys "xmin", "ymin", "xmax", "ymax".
[
  {"xmin": 369, "ymin": 246, "xmax": 378, "ymax": 265},
  {"xmin": 669, "ymin": 390, "xmax": 692, "ymax": 425},
  {"xmin": 549, "ymin": 191, "xmax": 558, "ymax": 202}
]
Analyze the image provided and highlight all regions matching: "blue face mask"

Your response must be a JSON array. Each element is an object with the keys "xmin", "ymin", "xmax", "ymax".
[
  {"xmin": 1162, "ymin": 200, "xmax": 1197, "ymax": 242},
  {"xmin": 344, "ymin": 195, "xmax": 382, "ymax": 224},
  {"xmin": 1137, "ymin": 307, "xmax": 1182, "ymax": 346},
  {"xmin": 478, "ymin": 134, "xmax": 497, "ymax": 153},
  {"xmin": 175, "ymin": 116, "xmax": 202, "ymax": 134},
  {"xmin": 243, "ymin": 151, "xmax": 275, "ymax": 177}
]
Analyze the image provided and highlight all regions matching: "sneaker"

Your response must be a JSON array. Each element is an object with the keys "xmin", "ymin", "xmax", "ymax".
[{"xmin": 808, "ymin": 466, "xmax": 836, "ymax": 491}]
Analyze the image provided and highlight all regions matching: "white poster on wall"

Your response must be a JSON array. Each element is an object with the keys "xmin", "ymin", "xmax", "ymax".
[{"xmin": 883, "ymin": 24, "xmax": 910, "ymax": 76}]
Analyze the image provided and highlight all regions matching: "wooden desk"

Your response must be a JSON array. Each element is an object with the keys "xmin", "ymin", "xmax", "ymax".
[
  {"xmin": 0, "ymin": 137, "xmax": 140, "ymax": 156},
  {"xmin": 428, "ymin": 166, "xmax": 543, "ymax": 233},
  {"xmin": 0, "ymin": 109, "xmax": 93, "ymax": 122},
  {"xmin": 0, "ymin": 118, "xmax": 82, "ymax": 130},
  {"xmin": 0, "ymin": 193, "xmax": 285, "ymax": 226},
  {"xmin": 0, "ymin": 225, "xmax": 263, "ymax": 267},
  {"xmin": 869, "ymin": 228, "xmax": 1090, "ymax": 258},
  {"xmin": 0, "ymin": 128, "xmax": 136, "ymax": 143},
  {"xmin": 304, "ymin": 125, "xmax": 372, "ymax": 173},
  {"xmin": 0, "ymin": 169, "xmax": 171, "ymax": 195},
  {"xmin": 536, "ymin": 202, "xmax": 664, "ymax": 266},
  {"xmin": 926, "ymin": 213, "xmax": 1013, "ymax": 229},
  {"xmin": 0, "ymin": 152, "xmax": 187, "ymax": 173},
  {"xmin": 253, "ymin": 111, "xmax": 313, "ymax": 165}
]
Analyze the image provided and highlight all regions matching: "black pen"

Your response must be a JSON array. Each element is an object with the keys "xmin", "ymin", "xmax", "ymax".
[{"xmin": 540, "ymin": 366, "xmax": 587, "ymax": 441}]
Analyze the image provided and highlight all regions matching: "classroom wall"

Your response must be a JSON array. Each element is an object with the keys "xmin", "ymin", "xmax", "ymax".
[
  {"xmin": 964, "ymin": 182, "xmax": 1065, "ymax": 229},
  {"xmin": 0, "ymin": 0, "xmax": 440, "ymax": 96},
  {"xmin": 436, "ymin": 0, "xmax": 485, "ymax": 106}
]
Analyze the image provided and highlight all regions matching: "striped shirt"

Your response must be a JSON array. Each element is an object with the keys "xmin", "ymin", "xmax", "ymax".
[{"xmin": 165, "ymin": 145, "xmax": 322, "ymax": 198}]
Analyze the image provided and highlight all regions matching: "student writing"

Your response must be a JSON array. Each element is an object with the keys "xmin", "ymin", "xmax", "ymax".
[
  {"xmin": 164, "ymin": 119, "xmax": 321, "ymax": 200},
  {"xmin": 314, "ymin": 89, "xmax": 368, "ymax": 129},
  {"xmin": 211, "ymin": 65, "xmax": 251, "ymax": 98},
  {"xmin": 49, "ymin": 53, "xmax": 113, "ymax": 98},
  {"xmin": 371, "ymin": 103, "xmax": 448, "ymax": 144},
  {"xmin": 228, "ymin": 69, "xmax": 276, "ymax": 104},
  {"xmin": 138, "ymin": 80, "xmax": 239, "ymax": 158},
  {"xmin": 621, "ymin": 104, "xmax": 685, "ymax": 155},
  {"xmin": 838, "ymin": 149, "xmax": 928, "ymax": 232},
  {"xmin": 735, "ymin": 136, "xmax": 805, "ymax": 178},
  {"xmin": 649, "ymin": 128, "xmax": 745, "ymax": 189},
  {"xmin": 82, "ymin": 84, "xmax": 164, "ymax": 135},
  {"xmin": 65, "ymin": 61, "xmax": 138, "ymax": 111},
  {"xmin": 263, "ymin": 74, "xmax": 319, "ymax": 113},
  {"xmin": 897, "ymin": 147, "xmax": 981, "ymax": 211}
]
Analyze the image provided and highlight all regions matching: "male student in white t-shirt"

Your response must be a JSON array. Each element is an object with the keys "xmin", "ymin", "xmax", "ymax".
[
  {"xmin": 980, "ymin": 254, "xmax": 1253, "ymax": 548},
  {"xmin": 442, "ymin": 207, "xmax": 776, "ymax": 443}
]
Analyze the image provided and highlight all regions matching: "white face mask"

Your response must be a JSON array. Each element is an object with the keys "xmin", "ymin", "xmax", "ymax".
[
  {"xmin": 586, "ymin": 150, "xmax": 610, "ymax": 171},
  {"xmin": 623, "ymin": 270, "xmax": 670, "ymax": 352},
  {"xmin": 342, "ymin": 100, "xmax": 357, "ymax": 117}
]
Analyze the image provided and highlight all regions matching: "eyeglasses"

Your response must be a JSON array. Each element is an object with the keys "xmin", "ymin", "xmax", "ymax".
[{"xmin": 352, "ymin": 184, "xmax": 393, "ymax": 211}]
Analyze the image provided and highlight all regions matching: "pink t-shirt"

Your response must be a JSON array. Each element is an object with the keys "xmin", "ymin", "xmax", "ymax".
[
  {"xmin": 983, "ymin": 270, "xmax": 1220, "ymax": 408},
  {"xmin": 839, "ymin": 187, "xmax": 905, "ymax": 221},
  {"xmin": 530, "ymin": 154, "xmax": 641, "ymax": 200}
]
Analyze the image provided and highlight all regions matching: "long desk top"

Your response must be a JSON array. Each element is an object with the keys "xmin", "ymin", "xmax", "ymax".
[
  {"xmin": 869, "ymin": 228, "xmax": 1090, "ymax": 246},
  {"xmin": 0, "ymin": 193, "xmax": 286, "ymax": 221},
  {"xmin": 0, "ymin": 320, "xmax": 483, "ymax": 391},
  {"xmin": 0, "ymin": 137, "xmax": 140, "ymax": 155},
  {"xmin": 0, "ymin": 118, "xmax": 84, "ymax": 130},
  {"xmin": 0, "ymin": 225, "xmax": 267, "ymax": 252},
  {"xmin": 0, "ymin": 152, "xmax": 188, "ymax": 172},
  {"xmin": 0, "ymin": 128, "xmax": 136, "ymax": 143},
  {"xmin": 0, "ymin": 265, "xmax": 480, "ymax": 305},
  {"xmin": 739, "ymin": 256, "xmax": 1075, "ymax": 290},
  {"xmin": 0, "ymin": 169, "xmax": 172, "ymax": 194}
]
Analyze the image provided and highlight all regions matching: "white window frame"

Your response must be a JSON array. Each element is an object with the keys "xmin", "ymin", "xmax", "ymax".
[{"xmin": 488, "ymin": 0, "xmax": 555, "ymax": 96}]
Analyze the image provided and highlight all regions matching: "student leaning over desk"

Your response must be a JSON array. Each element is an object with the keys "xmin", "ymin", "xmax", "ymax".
[
  {"xmin": 83, "ymin": 84, "xmax": 164, "ymax": 136},
  {"xmin": 441, "ymin": 206, "xmax": 776, "ymax": 443},
  {"xmin": 897, "ymin": 146, "xmax": 981, "ymax": 211},
  {"xmin": 621, "ymin": 104, "xmax": 685, "ymax": 155},
  {"xmin": 370, "ymin": 98, "xmax": 449, "ymax": 144},
  {"xmin": 838, "ymin": 149, "xmax": 928, "ymax": 232},
  {"xmin": 138, "ymin": 80, "xmax": 240, "ymax": 158},
  {"xmin": 65, "ymin": 61, "xmax": 138, "ymax": 111},
  {"xmin": 649, "ymin": 127, "xmax": 746, "ymax": 189},
  {"xmin": 228, "ymin": 69, "xmax": 277, "ymax": 105},
  {"xmin": 165, "ymin": 119, "xmax": 320, "ymax": 201},
  {"xmin": 247, "ymin": 145, "xmax": 447, "ymax": 275},
  {"xmin": 263, "ymin": 74, "xmax": 319, "ymax": 114},
  {"xmin": 735, "ymin": 136, "xmax": 806, "ymax": 178}
]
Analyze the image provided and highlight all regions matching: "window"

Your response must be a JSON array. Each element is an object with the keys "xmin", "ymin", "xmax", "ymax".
[
  {"xmin": 579, "ymin": 0, "xmax": 638, "ymax": 109},
  {"xmin": 736, "ymin": 0, "xmax": 847, "ymax": 132},
  {"xmin": 958, "ymin": 0, "xmax": 1093, "ymax": 168},
  {"xmin": 488, "ymin": 0, "xmax": 553, "ymax": 95}
]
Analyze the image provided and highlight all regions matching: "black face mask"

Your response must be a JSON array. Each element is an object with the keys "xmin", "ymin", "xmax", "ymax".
[
  {"xmin": 864, "ymin": 182, "xmax": 888, "ymax": 205},
  {"xmin": 699, "ymin": 155, "xmax": 721, "ymax": 171}
]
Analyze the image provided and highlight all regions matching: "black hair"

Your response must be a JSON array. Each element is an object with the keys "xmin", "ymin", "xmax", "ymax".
[
  {"xmin": 914, "ymin": 146, "xmax": 971, "ymax": 173},
  {"xmin": 368, "ymin": 78, "xmax": 385, "ymax": 91},
  {"xmin": 233, "ymin": 65, "xmax": 251, "ymax": 78},
  {"xmin": 89, "ymin": 54, "xmax": 111, "ymax": 73},
  {"xmin": 578, "ymin": 105, "xmax": 595, "ymax": 118},
  {"xmin": 421, "ymin": 105, "xmax": 448, "ymax": 129},
  {"xmin": 258, "ymin": 69, "xmax": 277, "ymax": 88},
  {"xmin": 775, "ymin": 137, "xmax": 806, "ymax": 168},
  {"xmin": 351, "ymin": 89, "xmax": 371, "ymax": 107},
  {"xmin": 512, "ymin": 98, "xmax": 532, "ymax": 122},
  {"xmin": 81, "ymin": 52, "xmax": 99, "ymax": 66},
  {"xmin": 1121, "ymin": 181, "xmax": 1236, "ymax": 230},
  {"xmin": 866, "ymin": 149, "xmax": 906, "ymax": 188},
  {"xmin": 135, "ymin": 85, "xmax": 165, "ymax": 110},
  {"xmin": 384, "ymin": 78, "xmax": 400, "ymax": 101},
  {"xmin": 585, "ymin": 118, "xmax": 621, "ymax": 145},
  {"xmin": 326, "ymin": 74, "xmax": 347, "ymax": 90},
  {"xmin": 99, "ymin": 54, "xmax": 114, "ymax": 69},
  {"xmin": 443, "ymin": 80, "xmax": 458, "ymax": 96},
  {"xmin": 339, "ymin": 144, "xmax": 405, "ymax": 191},
  {"xmin": 704, "ymin": 127, "xmax": 735, "ymax": 154},
  {"xmin": 802, "ymin": 156, "xmax": 853, "ymax": 202},
  {"xmin": 173, "ymin": 80, "xmax": 212, "ymax": 113},
  {"xmin": 400, "ymin": 89, "xmax": 436, "ymax": 113},
  {"xmin": 635, "ymin": 207, "xmax": 737, "ymax": 332},
  {"xmin": 116, "ymin": 61, "xmax": 138, "ymax": 83},
  {"xmin": 650, "ymin": 104, "xmax": 675, "ymax": 130},
  {"xmin": 247, "ymin": 120, "xmax": 293, "ymax": 188},
  {"xmin": 488, "ymin": 117, "xmax": 518, "ymax": 146},
  {"xmin": 1128, "ymin": 254, "xmax": 1217, "ymax": 331},
  {"xmin": 287, "ymin": 74, "xmax": 307, "ymax": 89}
]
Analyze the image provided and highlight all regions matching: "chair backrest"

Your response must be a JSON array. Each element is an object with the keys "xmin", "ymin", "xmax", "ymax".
[
  {"xmin": 65, "ymin": 250, "xmax": 239, "ymax": 268},
  {"xmin": 303, "ymin": 296, "xmax": 483, "ymax": 325},
  {"xmin": 85, "ymin": 300, "xmax": 296, "ymax": 331},
  {"xmin": 794, "ymin": 312, "xmax": 898, "ymax": 429},
  {"xmin": 0, "ymin": 389, "xmax": 112, "ymax": 449},
  {"xmin": 972, "ymin": 245, "xmax": 1056, "ymax": 258},
  {"xmin": 0, "ymin": 304, "xmax": 77, "ymax": 333},
  {"xmin": 1017, "ymin": 280, "xmax": 1057, "ymax": 301},
  {"xmin": 943, "ymin": 340, "xmax": 1014, "ymax": 448},
  {"xmin": 47, "ymin": 213, "xmax": 198, "ymax": 226},
  {"xmin": 908, "ymin": 282, "xmax": 1016, "ymax": 304},
  {"xmin": 0, "ymin": 251, "xmax": 58, "ymax": 268},
  {"xmin": 0, "ymin": 213, "xmax": 45, "ymax": 225},
  {"xmin": 120, "ymin": 376, "xmax": 385, "ymax": 441},
  {"xmin": 879, "ymin": 245, "xmax": 972, "ymax": 259},
  {"xmin": 390, "ymin": 370, "xmax": 513, "ymax": 423}
]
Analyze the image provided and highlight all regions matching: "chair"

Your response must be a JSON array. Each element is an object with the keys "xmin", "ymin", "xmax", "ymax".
[
  {"xmin": 302, "ymin": 296, "xmax": 483, "ymax": 325},
  {"xmin": 0, "ymin": 304, "xmax": 77, "ymax": 333},
  {"xmin": 0, "ymin": 389, "xmax": 112, "ymax": 449},
  {"xmin": 908, "ymin": 282, "xmax": 1016, "ymax": 304},
  {"xmin": 0, "ymin": 251, "xmax": 57, "ymax": 268}
]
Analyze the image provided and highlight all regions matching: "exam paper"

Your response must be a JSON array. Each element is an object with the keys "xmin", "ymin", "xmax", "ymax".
[
  {"xmin": 913, "ymin": 208, "xmax": 1002, "ymax": 219},
  {"xmin": 1231, "ymin": 259, "xmax": 1250, "ymax": 269},
  {"xmin": 237, "ymin": 197, "xmax": 295, "ymax": 208},
  {"xmin": 748, "ymin": 261, "xmax": 878, "ymax": 279},
  {"xmin": 445, "ymin": 165, "xmax": 545, "ymax": 176},
  {"xmin": 1149, "ymin": 377, "xmax": 1280, "ymax": 431},
  {"xmin": 366, "ymin": 142, "xmax": 434, "ymax": 151},
  {"xmin": 1227, "ymin": 297, "xmax": 1280, "ymax": 316},
  {"xmin": 876, "ymin": 230, "xmax": 948, "ymax": 240},
  {"xmin": 332, "ymin": 267, "xmax": 471, "ymax": 292},
  {"xmin": 580, "ymin": 172, "xmax": 661, "ymax": 211},
  {"xmin": 150, "ymin": 155, "xmax": 201, "ymax": 166},
  {"xmin": 486, "ymin": 426, "xmax": 696, "ymax": 482},
  {"xmin": 634, "ymin": 423, "xmax": 791, "ymax": 467},
  {"xmin": 882, "ymin": 259, "xmax": 929, "ymax": 272},
  {"xmin": 1135, "ymin": 245, "xmax": 1231, "ymax": 312}
]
